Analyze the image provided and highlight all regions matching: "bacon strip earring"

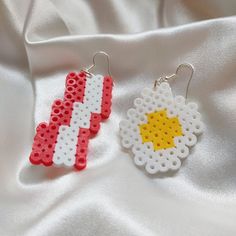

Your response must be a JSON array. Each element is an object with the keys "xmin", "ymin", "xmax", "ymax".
[
  {"xmin": 119, "ymin": 64, "xmax": 203, "ymax": 174},
  {"xmin": 29, "ymin": 51, "xmax": 113, "ymax": 170}
]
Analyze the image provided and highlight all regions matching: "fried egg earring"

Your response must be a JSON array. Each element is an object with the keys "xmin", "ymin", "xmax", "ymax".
[{"xmin": 119, "ymin": 64, "xmax": 203, "ymax": 174}]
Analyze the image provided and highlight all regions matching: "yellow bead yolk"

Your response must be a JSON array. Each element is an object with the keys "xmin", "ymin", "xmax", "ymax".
[{"xmin": 139, "ymin": 109, "xmax": 183, "ymax": 151}]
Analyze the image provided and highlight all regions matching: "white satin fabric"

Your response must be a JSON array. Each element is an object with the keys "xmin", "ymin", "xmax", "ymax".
[{"xmin": 0, "ymin": 0, "xmax": 236, "ymax": 235}]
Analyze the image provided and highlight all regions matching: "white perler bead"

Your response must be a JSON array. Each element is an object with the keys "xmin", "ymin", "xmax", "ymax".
[{"xmin": 119, "ymin": 82, "xmax": 204, "ymax": 174}]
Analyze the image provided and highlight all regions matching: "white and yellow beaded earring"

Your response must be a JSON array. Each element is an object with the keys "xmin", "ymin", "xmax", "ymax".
[{"xmin": 119, "ymin": 64, "xmax": 203, "ymax": 174}]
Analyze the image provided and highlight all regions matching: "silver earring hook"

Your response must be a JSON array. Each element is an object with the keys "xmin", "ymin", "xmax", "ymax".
[
  {"xmin": 176, "ymin": 63, "xmax": 194, "ymax": 99},
  {"xmin": 154, "ymin": 63, "xmax": 194, "ymax": 99},
  {"xmin": 83, "ymin": 51, "xmax": 112, "ymax": 77}
]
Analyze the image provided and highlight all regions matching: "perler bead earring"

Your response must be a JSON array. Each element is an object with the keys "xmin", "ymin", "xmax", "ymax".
[
  {"xmin": 29, "ymin": 51, "xmax": 113, "ymax": 170},
  {"xmin": 119, "ymin": 64, "xmax": 203, "ymax": 174}
]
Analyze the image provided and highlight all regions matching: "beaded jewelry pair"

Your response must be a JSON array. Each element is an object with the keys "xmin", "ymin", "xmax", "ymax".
[{"xmin": 29, "ymin": 52, "xmax": 203, "ymax": 175}]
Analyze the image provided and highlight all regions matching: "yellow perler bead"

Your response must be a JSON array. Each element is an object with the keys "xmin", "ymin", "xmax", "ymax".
[{"xmin": 139, "ymin": 109, "xmax": 183, "ymax": 151}]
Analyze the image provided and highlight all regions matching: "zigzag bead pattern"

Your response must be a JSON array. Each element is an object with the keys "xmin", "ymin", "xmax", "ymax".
[
  {"xmin": 29, "ymin": 71, "xmax": 113, "ymax": 170},
  {"xmin": 119, "ymin": 82, "xmax": 203, "ymax": 174}
]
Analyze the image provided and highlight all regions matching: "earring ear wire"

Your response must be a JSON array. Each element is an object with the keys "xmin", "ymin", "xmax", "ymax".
[
  {"xmin": 154, "ymin": 63, "xmax": 194, "ymax": 99},
  {"xmin": 176, "ymin": 63, "xmax": 194, "ymax": 100},
  {"xmin": 83, "ymin": 51, "xmax": 112, "ymax": 77}
]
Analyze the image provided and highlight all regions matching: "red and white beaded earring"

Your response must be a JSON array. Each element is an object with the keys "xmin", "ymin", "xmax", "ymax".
[
  {"xmin": 29, "ymin": 51, "xmax": 113, "ymax": 170},
  {"xmin": 119, "ymin": 64, "xmax": 203, "ymax": 175}
]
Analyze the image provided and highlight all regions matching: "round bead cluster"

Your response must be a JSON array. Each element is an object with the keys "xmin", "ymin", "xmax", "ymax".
[{"xmin": 119, "ymin": 82, "xmax": 203, "ymax": 174}]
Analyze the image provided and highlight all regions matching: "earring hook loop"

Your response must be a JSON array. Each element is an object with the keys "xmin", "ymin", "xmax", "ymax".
[
  {"xmin": 154, "ymin": 63, "xmax": 194, "ymax": 99},
  {"xmin": 84, "ymin": 51, "xmax": 112, "ymax": 77},
  {"xmin": 176, "ymin": 63, "xmax": 194, "ymax": 99}
]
